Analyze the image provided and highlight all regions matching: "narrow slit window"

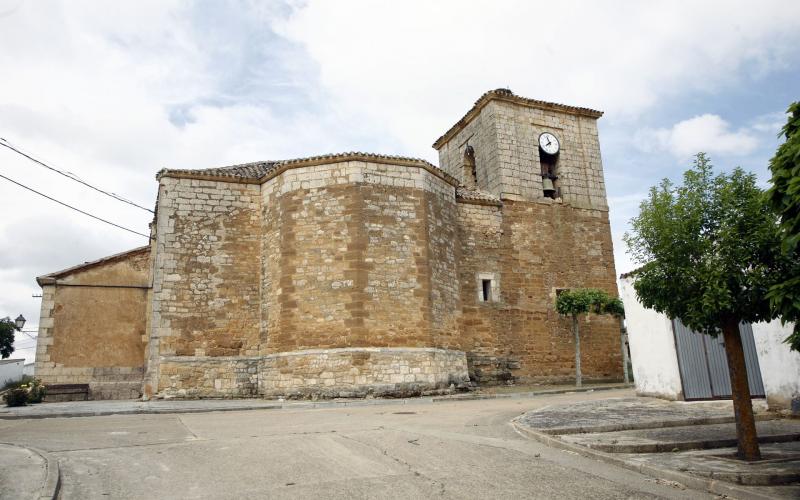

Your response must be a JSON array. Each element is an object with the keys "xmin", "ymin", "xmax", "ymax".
[{"xmin": 481, "ymin": 279, "xmax": 492, "ymax": 302}]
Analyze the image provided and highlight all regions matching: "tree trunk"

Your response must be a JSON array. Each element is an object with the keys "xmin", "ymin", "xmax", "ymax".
[
  {"xmin": 619, "ymin": 317, "xmax": 630, "ymax": 384},
  {"xmin": 573, "ymin": 314, "xmax": 582, "ymax": 387},
  {"xmin": 721, "ymin": 315, "xmax": 761, "ymax": 461}
]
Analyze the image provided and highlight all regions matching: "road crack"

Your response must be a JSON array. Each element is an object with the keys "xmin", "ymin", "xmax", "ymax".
[{"xmin": 338, "ymin": 432, "xmax": 446, "ymax": 496}]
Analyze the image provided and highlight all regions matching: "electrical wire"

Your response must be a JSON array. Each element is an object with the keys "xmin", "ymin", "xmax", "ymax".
[
  {"xmin": 0, "ymin": 172, "xmax": 152, "ymax": 239},
  {"xmin": 0, "ymin": 138, "xmax": 154, "ymax": 213}
]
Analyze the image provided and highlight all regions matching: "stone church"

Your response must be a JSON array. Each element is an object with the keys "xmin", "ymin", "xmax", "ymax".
[{"xmin": 34, "ymin": 89, "xmax": 621, "ymax": 400}]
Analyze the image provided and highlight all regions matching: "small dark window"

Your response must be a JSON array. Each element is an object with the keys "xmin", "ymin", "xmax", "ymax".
[
  {"xmin": 481, "ymin": 279, "xmax": 492, "ymax": 302},
  {"xmin": 463, "ymin": 144, "xmax": 477, "ymax": 187}
]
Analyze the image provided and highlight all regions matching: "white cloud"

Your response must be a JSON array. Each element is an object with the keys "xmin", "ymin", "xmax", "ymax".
[
  {"xmin": 638, "ymin": 114, "xmax": 759, "ymax": 158},
  {"xmin": 277, "ymin": 0, "xmax": 800, "ymax": 159}
]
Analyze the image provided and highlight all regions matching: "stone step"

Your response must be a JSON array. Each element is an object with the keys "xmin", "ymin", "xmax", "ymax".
[{"xmin": 561, "ymin": 419, "xmax": 800, "ymax": 453}]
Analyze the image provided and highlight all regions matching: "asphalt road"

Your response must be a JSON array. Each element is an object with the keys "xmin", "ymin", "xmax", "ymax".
[{"xmin": 0, "ymin": 389, "xmax": 716, "ymax": 499}]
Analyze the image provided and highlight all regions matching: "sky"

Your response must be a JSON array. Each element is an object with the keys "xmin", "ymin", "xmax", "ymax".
[{"xmin": 1, "ymin": 0, "xmax": 798, "ymax": 363}]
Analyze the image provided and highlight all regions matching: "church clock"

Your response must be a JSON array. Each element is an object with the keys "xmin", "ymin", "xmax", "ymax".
[{"xmin": 538, "ymin": 132, "xmax": 560, "ymax": 155}]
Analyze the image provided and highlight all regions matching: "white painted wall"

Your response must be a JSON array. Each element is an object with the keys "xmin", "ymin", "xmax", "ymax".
[
  {"xmin": 619, "ymin": 278, "xmax": 683, "ymax": 400},
  {"xmin": 752, "ymin": 321, "xmax": 800, "ymax": 410},
  {"xmin": 0, "ymin": 359, "xmax": 25, "ymax": 386},
  {"xmin": 621, "ymin": 276, "xmax": 800, "ymax": 410}
]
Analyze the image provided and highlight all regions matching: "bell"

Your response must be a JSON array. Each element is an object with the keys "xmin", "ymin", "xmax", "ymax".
[{"xmin": 542, "ymin": 177, "xmax": 555, "ymax": 196}]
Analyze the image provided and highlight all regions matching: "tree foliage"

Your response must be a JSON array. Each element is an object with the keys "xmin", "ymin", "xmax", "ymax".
[
  {"xmin": 624, "ymin": 153, "xmax": 787, "ymax": 460},
  {"xmin": 766, "ymin": 102, "xmax": 800, "ymax": 351},
  {"xmin": 623, "ymin": 153, "xmax": 788, "ymax": 336},
  {"xmin": 555, "ymin": 288, "xmax": 624, "ymax": 318},
  {"xmin": 555, "ymin": 288, "xmax": 624, "ymax": 388},
  {"xmin": 0, "ymin": 318, "xmax": 16, "ymax": 359}
]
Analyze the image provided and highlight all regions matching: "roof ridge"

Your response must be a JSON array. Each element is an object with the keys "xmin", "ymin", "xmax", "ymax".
[{"xmin": 37, "ymin": 245, "xmax": 151, "ymax": 285}]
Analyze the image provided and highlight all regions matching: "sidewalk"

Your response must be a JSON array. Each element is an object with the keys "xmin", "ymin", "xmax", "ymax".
[
  {"xmin": 0, "ymin": 382, "xmax": 630, "ymax": 420},
  {"xmin": 0, "ymin": 443, "xmax": 59, "ymax": 500},
  {"xmin": 513, "ymin": 397, "xmax": 800, "ymax": 499}
]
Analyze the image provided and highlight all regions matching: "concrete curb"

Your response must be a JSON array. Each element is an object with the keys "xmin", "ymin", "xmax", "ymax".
[
  {"xmin": 571, "ymin": 431, "xmax": 800, "ymax": 454},
  {"xmin": 0, "ymin": 442, "xmax": 61, "ymax": 500},
  {"xmin": 536, "ymin": 414, "xmax": 777, "ymax": 436},
  {"xmin": 511, "ymin": 421, "xmax": 785, "ymax": 500},
  {"xmin": 0, "ymin": 384, "xmax": 632, "ymax": 420}
]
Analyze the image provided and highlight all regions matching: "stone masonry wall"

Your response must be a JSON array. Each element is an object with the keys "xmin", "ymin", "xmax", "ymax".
[
  {"xmin": 157, "ymin": 357, "xmax": 259, "ymax": 398},
  {"xmin": 259, "ymin": 347, "xmax": 469, "ymax": 399},
  {"xmin": 148, "ymin": 161, "xmax": 467, "ymax": 399},
  {"xmin": 490, "ymin": 100, "xmax": 607, "ymax": 208},
  {"xmin": 456, "ymin": 198, "xmax": 621, "ymax": 384},
  {"xmin": 437, "ymin": 105, "xmax": 501, "ymax": 194},
  {"xmin": 259, "ymin": 161, "xmax": 457, "ymax": 354},
  {"xmin": 437, "ymin": 98, "xmax": 607, "ymax": 209},
  {"xmin": 145, "ymin": 177, "xmax": 261, "ymax": 397}
]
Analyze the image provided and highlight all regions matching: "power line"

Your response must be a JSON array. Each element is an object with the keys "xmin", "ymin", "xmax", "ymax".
[
  {"xmin": 0, "ymin": 172, "xmax": 152, "ymax": 239},
  {"xmin": 0, "ymin": 138, "xmax": 154, "ymax": 213}
]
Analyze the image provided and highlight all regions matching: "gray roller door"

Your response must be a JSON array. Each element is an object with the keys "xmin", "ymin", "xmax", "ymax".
[{"xmin": 673, "ymin": 319, "xmax": 765, "ymax": 400}]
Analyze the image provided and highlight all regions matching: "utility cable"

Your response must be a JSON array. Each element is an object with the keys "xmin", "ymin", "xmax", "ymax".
[
  {"xmin": 0, "ymin": 172, "xmax": 152, "ymax": 239},
  {"xmin": 0, "ymin": 138, "xmax": 154, "ymax": 213}
]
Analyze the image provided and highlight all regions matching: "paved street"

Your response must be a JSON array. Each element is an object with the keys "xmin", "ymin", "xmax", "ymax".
[{"xmin": 0, "ymin": 389, "xmax": 714, "ymax": 499}]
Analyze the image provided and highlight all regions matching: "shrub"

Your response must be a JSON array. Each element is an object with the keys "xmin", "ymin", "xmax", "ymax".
[
  {"xmin": 27, "ymin": 379, "xmax": 46, "ymax": 404},
  {"xmin": 4, "ymin": 387, "xmax": 28, "ymax": 407},
  {"xmin": 2, "ymin": 374, "xmax": 33, "ymax": 391}
]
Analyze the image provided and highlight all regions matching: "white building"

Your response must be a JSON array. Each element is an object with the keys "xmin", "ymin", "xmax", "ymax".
[
  {"xmin": 0, "ymin": 359, "xmax": 25, "ymax": 386},
  {"xmin": 620, "ymin": 276, "xmax": 800, "ymax": 411}
]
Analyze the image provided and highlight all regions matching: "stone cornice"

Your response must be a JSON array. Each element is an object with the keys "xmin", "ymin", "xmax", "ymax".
[
  {"xmin": 432, "ymin": 88, "xmax": 604, "ymax": 150},
  {"xmin": 158, "ymin": 152, "xmax": 459, "ymax": 188}
]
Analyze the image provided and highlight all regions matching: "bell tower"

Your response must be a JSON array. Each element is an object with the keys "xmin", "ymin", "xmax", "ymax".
[{"xmin": 432, "ymin": 88, "xmax": 608, "ymax": 210}]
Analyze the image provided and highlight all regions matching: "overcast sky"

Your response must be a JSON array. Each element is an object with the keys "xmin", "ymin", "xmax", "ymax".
[{"xmin": 1, "ymin": 0, "xmax": 798, "ymax": 363}]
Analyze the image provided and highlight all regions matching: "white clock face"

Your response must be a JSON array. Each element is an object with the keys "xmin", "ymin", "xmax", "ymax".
[{"xmin": 539, "ymin": 132, "xmax": 560, "ymax": 155}]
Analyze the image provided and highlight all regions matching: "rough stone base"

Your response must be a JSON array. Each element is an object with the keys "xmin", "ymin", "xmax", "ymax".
[
  {"xmin": 158, "ymin": 357, "xmax": 259, "ymax": 399},
  {"xmin": 259, "ymin": 347, "xmax": 470, "ymax": 399},
  {"xmin": 154, "ymin": 347, "xmax": 469, "ymax": 399},
  {"xmin": 466, "ymin": 353, "xmax": 518, "ymax": 384}
]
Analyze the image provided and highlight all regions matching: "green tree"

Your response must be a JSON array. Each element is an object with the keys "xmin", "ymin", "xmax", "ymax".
[
  {"xmin": 555, "ymin": 288, "xmax": 624, "ymax": 387},
  {"xmin": 624, "ymin": 154, "xmax": 789, "ymax": 461},
  {"xmin": 0, "ymin": 318, "xmax": 18, "ymax": 359},
  {"xmin": 766, "ymin": 102, "xmax": 800, "ymax": 351}
]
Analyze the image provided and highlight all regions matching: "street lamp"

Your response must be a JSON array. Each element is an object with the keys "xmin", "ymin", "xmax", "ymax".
[{"xmin": 14, "ymin": 314, "xmax": 25, "ymax": 330}]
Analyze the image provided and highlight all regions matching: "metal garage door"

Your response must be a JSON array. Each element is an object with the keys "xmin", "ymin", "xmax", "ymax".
[{"xmin": 673, "ymin": 319, "xmax": 765, "ymax": 400}]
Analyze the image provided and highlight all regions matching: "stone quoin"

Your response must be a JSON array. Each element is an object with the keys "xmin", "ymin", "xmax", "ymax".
[{"xmin": 34, "ymin": 89, "xmax": 622, "ymax": 400}]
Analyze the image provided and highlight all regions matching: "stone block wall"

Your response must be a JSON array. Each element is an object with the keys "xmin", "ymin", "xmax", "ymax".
[
  {"xmin": 259, "ymin": 161, "xmax": 458, "ymax": 354},
  {"xmin": 490, "ymin": 100, "xmax": 607, "ymax": 207},
  {"xmin": 157, "ymin": 356, "xmax": 259, "ymax": 398},
  {"xmin": 455, "ymin": 198, "xmax": 621, "ymax": 383},
  {"xmin": 145, "ymin": 177, "xmax": 261, "ymax": 397},
  {"xmin": 437, "ymin": 106, "xmax": 501, "ymax": 193},
  {"xmin": 437, "ymin": 94, "xmax": 607, "ymax": 210},
  {"xmin": 259, "ymin": 347, "xmax": 469, "ymax": 399}
]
